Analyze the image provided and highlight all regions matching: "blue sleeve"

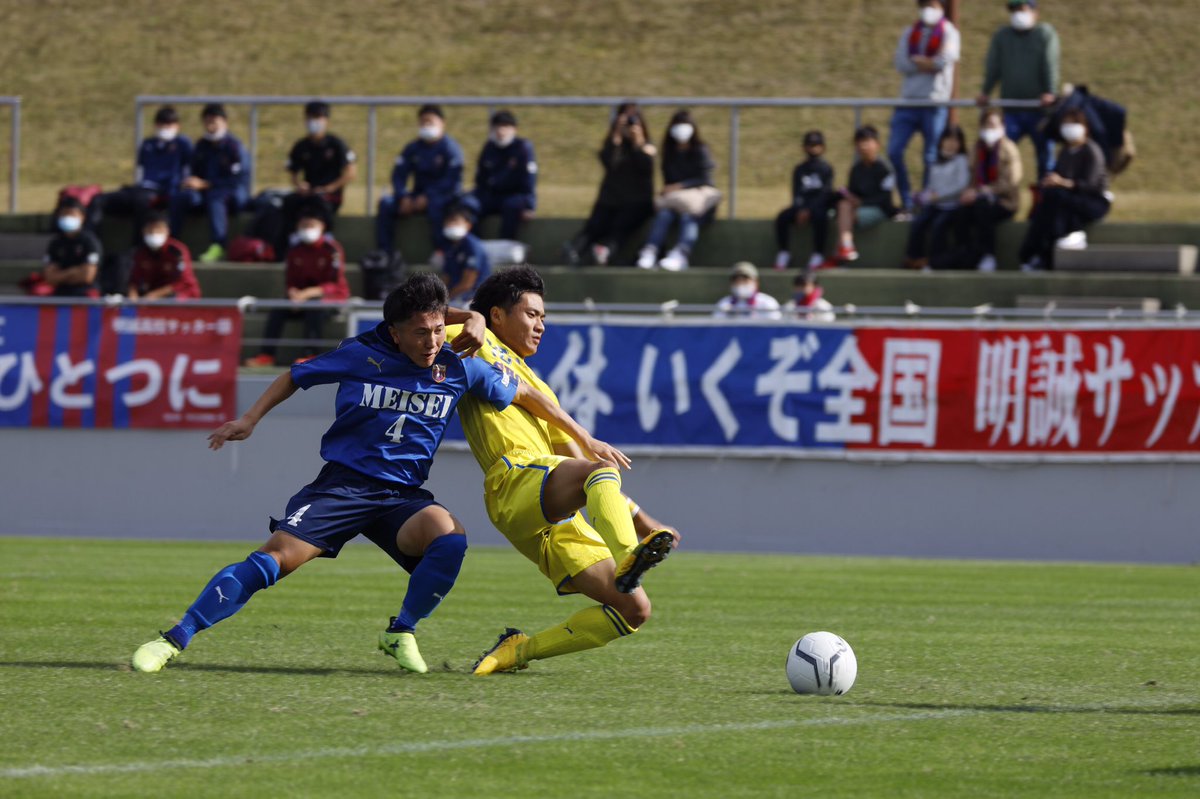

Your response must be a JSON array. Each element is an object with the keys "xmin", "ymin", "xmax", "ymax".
[
  {"xmin": 432, "ymin": 138, "xmax": 464, "ymax": 198},
  {"xmin": 392, "ymin": 143, "xmax": 415, "ymax": 197},
  {"xmin": 520, "ymin": 140, "xmax": 537, "ymax": 197},
  {"xmin": 462, "ymin": 356, "xmax": 517, "ymax": 410},
  {"xmin": 472, "ymin": 237, "xmax": 490, "ymax": 274},
  {"xmin": 291, "ymin": 344, "xmax": 356, "ymax": 389}
]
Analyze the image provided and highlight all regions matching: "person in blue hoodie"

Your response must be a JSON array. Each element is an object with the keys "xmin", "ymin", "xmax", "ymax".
[
  {"xmin": 169, "ymin": 103, "xmax": 250, "ymax": 262},
  {"xmin": 464, "ymin": 110, "xmax": 537, "ymax": 240},
  {"xmin": 375, "ymin": 104, "xmax": 465, "ymax": 256},
  {"xmin": 440, "ymin": 203, "xmax": 490, "ymax": 306}
]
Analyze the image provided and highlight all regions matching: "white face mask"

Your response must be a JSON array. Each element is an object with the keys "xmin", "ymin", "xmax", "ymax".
[
  {"xmin": 156, "ymin": 126, "xmax": 178, "ymax": 142},
  {"xmin": 298, "ymin": 226, "xmax": 323, "ymax": 244},
  {"xmin": 1011, "ymin": 9, "xmax": 1035, "ymax": 30},
  {"xmin": 980, "ymin": 127, "xmax": 1005, "ymax": 147},
  {"xmin": 418, "ymin": 124, "xmax": 442, "ymax": 141},
  {"xmin": 492, "ymin": 130, "xmax": 516, "ymax": 147},
  {"xmin": 203, "ymin": 124, "xmax": 227, "ymax": 142},
  {"xmin": 920, "ymin": 6, "xmax": 944, "ymax": 26},
  {"xmin": 57, "ymin": 215, "xmax": 82, "ymax": 233},
  {"xmin": 731, "ymin": 282, "xmax": 756, "ymax": 300},
  {"xmin": 306, "ymin": 119, "xmax": 327, "ymax": 135},
  {"xmin": 443, "ymin": 224, "xmax": 468, "ymax": 242},
  {"xmin": 669, "ymin": 123, "xmax": 695, "ymax": 143},
  {"xmin": 143, "ymin": 232, "xmax": 168, "ymax": 250},
  {"xmin": 1060, "ymin": 123, "xmax": 1087, "ymax": 144}
]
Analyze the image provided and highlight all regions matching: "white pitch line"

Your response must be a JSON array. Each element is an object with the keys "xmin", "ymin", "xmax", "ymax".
[{"xmin": 1, "ymin": 709, "xmax": 967, "ymax": 780}]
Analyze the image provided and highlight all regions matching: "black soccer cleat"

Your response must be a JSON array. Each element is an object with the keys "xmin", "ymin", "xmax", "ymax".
[{"xmin": 614, "ymin": 529, "xmax": 675, "ymax": 594}]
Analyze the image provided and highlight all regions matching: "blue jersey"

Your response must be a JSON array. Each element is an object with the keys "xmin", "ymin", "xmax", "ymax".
[
  {"xmin": 473, "ymin": 137, "xmax": 537, "ymax": 203},
  {"xmin": 191, "ymin": 134, "xmax": 248, "ymax": 192},
  {"xmin": 136, "ymin": 135, "xmax": 194, "ymax": 195},
  {"xmin": 444, "ymin": 232, "xmax": 490, "ymax": 302},
  {"xmin": 290, "ymin": 321, "xmax": 517, "ymax": 486},
  {"xmin": 391, "ymin": 136, "xmax": 464, "ymax": 202}
]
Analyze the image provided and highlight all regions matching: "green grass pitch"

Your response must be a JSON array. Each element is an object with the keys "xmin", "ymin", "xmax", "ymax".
[{"xmin": 1, "ymin": 537, "xmax": 1197, "ymax": 798}]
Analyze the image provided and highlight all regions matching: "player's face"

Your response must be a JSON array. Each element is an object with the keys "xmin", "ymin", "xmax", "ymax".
[
  {"xmin": 388, "ymin": 311, "xmax": 446, "ymax": 368},
  {"xmin": 493, "ymin": 293, "xmax": 545, "ymax": 358}
]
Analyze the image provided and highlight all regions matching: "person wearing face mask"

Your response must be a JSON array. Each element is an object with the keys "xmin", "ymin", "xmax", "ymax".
[
  {"xmin": 783, "ymin": 274, "xmax": 836, "ymax": 322},
  {"xmin": 127, "ymin": 212, "xmax": 200, "ymax": 301},
  {"xmin": 170, "ymin": 103, "xmax": 250, "ymax": 263},
  {"xmin": 87, "ymin": 105, "xmax": 194, "ymax": 245},
  {"xmin": 245, "ymin": 210, "xmax": 349, "ymax": 367},
  {"xmin": 438, "ymin": 204, "xmax": 491, "ymax": 306},
  {"xmin": 1018, "ymin": 109, "xmax": 1110, "ymax": 271},
  {"xmin": 888, "ymin": 0, "xmax": 961, "ymax": 212},
  {"xmin": 463, "ymin": 110, "xmax": 537, "ymax": 242},
  {"xmin": 977, "ymin": 0, "xmax": 1061, "ymax": 178},
  {"xmin": 637, "ymin": 109, "xmax": 720, "ymax": 272},
  {"xmin": 953, "ymin": 107, "xmax": 1023, "ymax": 272},
  {"xmin": 903, "ymin": 124, "xmax": 970, "ymax": 269},
  {"xmin": 42, "ymin": 197, "xmax": 102, "ymax": 297},
  {"xmin": 713, "ymin": 262, "xmax": 781, "ymax": 320},
  {"xmin": 281, "ymin": 101, "xmax": 358, "ymax": 251},
  {"xmin": 774, "ymin": 130, "xmax": 835, "ymax": 271},
  {"xmin": 375, "ymin": 104, "xmax": 465, "ymax": 259}
]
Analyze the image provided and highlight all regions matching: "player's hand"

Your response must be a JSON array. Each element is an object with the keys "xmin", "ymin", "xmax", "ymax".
[
  {"xmin": 584, "ymin": 437, "xmax": 632, "ymax": 470},
  {"xmin": 450, "ymin": 311, "xmax": 486, "ymax": 357},
  {"xmin": 208, "ymin": 417, "xmax": 255, "ymax": 450}
]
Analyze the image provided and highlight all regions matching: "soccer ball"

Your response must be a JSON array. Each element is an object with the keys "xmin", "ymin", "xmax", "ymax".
[{"xmin": 786, "ymin": 631, "xmax": 857, "ymax": 696}]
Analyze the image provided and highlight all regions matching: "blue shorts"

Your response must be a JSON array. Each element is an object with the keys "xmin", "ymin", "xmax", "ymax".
[{"xmin": 269, "ymin": 462, "xmax": 440, "ymax": 573}]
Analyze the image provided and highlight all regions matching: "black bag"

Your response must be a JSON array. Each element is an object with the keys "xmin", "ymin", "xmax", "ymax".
[
  {"xmin": 360, "ymin": 250, "xmax": 406, "ymax": 300},
  {"xmin": 249, "ymin": 190, "xmax": 289, "ymax": 259},
  {"xmin": 1045, "ymin": 86, "xmax": 1133, "ymax": 173}
]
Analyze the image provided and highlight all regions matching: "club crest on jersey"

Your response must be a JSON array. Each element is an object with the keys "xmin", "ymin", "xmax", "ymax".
[{"xmin": 431, "ymin": 364, "xmax": 446, "ymax": 383}]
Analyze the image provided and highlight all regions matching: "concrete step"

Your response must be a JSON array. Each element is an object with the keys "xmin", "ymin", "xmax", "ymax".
[
  {"xmin": 1016, "ymin": 295, "xmax": 1163, "ymax": 313},
  {"xmin": 0, "ymin": 232, "xmax": 50, "ymax": 260},
  {"xmin": 1055, "ymin": 244, "xmax": 1198, "ymax": 274}
]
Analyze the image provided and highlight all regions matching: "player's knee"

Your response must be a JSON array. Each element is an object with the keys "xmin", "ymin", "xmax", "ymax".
[
  {"xmin": 615, "ymin": 593, "xmax": 651, "ymax": 629},
  {"xmin": 429, "ymin": 530, "xmax": 468, "ymax": 556},
  {"xmin": 590, "ymin": 458, "xmax": 618, "ymax": 473}
]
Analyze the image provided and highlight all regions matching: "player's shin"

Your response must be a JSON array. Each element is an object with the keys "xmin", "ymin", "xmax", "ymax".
[
  {"xmin": 389, "ymin": 533, "xmax": 467, "ymax": 632},
  {"xmin": 583, "ymin": 467, "xmax": 640, "ymax": 563},
  {"xmin": 523, "ymin": 604, "xmax": 636, "ymax": 662},
  {"xmin": 165, "ymin": 551, "xmax": 281, "ymax": 649}
]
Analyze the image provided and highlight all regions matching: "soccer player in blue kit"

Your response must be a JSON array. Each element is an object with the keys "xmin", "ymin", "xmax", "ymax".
[{"xmin": 132, "ymin": 272, "xmax": 626, "ymax": 674}]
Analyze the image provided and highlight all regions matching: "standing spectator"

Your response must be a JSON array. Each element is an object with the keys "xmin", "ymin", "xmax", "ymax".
[
  {"xmin": 955, "ymin": 107, "xmax": 1023, "ymax": 272},
  {"xmin": 773, "ymin": 130, "xmax": 835, "ymax": 271},
  {"xmin": 128, "ymin": 212, "xmax": 201, "ymax": 300},
  {"xmin": 464, "ymin": 110, "xmax": 537, "ymax": 241},
  {"xmin": 636, "ymin": 110, "xmax": 721, "ymax": 272},
  {"xmin": 903, "ymin": 124, "xmax": 970, "ymax": 269},
  {"xmin": 978, "ymin": 0, "xmax": 1061, "ymax": 178},
  {"xmin": 244, "ymin": 211, "xmax": 350, "ymax": 366},
  {"xmin": 563, "ymin": 102, "xmax": 656, "ymax": 266},
  {"xmin": 281, "ymin": 101, "xmax": 357, "ymax": 246},
  {"xmin": 783, "ymin": 274, "xmax": 836, "ymax": 322},
  {"xmin": 87, "ymin": 105, "xmax": 193, "ymax": 244},
  {"xmin": 888, "ymin": 0, "xmax": 961, "ymax": 212},
  {"xmin": 1018, "ymin": 109, "xmax": 1110, "ymax": 271},
  {"xmin": 713, "ymin": 262, "xmax": 781, "ymax": 320},
  {"xmin": 440, "ymin": 204, "xmax": 490, "ymax": 306},
  {"xmin": 834, "ymin": 126, "xmax": 899, "ymax": 263},
  {"xmin": 169, "ymin": 103, "xmax": 250, "ymax": 263},
  {"xmin": 375, "ymin": 104, "xmax": 465, "ymax": 258},
  {"xmin": 43, "ymin": 198, "xmax": 101, "ymax": 297}
]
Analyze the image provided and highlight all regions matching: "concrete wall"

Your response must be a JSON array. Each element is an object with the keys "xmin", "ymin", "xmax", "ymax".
[{"xmin": 1, "ymin": 379, "xmax": 1196, "ymax": 564}]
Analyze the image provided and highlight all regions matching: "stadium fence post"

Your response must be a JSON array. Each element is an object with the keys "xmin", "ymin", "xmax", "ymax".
[
  {"xmin": 728, "ymin": 105, "xmax": 740, "ymax": 219},
  {"xmin": 248, "ymin": 104, "xmax": 259, "ymax": 195},
  {"xmin": 366, "ymin": 105, "xmax": 377, "ymax": 215},
  {"xmin": 9, "ymin": 98, "xmax": 19, "ymax": 213}
]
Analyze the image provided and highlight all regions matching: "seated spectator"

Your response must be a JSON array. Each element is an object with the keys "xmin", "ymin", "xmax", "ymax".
[
  {"xmin": 281, "ymin": 100, "xmax": 357, "ymax": 249},
  {"xmin": 87, "ymin": 105, "xmax": 193, "ymax": 245},
  {"xmin": 244, "ymin": 211, "xmax": 349, "ymax": 367},
  {"xmin": 773, "ymin": 130, "xmax": 835, "ymax": 271},
  {"xmin": 834, "ymin": 125, "xmax": 899, "ymax": 263},
  {"xmin": 903, "ymin": 124, "xmax": 970, "ymax": 269},
  {"xmin": 564, "ymin": 102, "xmax": 656, "ymax": 266},
  {"xmin": 440, "ymin": 204, "xmax": 490, "ymax": 306},
  {"xmin": 713, "ymin": 262, "xmax": 781, "ymax": 320},
  {"xmin": 43, "ymin": 198, "xmax": 101, "ymax": 297},
  {"xmin": 374, "ymin": 104, "xmax": 465, "ymax": 259},
  {"xmin": 128, "ymin": 212, "xmax": 200, "ymax": 300},
  {"xmin": 1018, "ymin": 109, "xmax": 1111, "ymax": 271},
  {"xmin": 463, "ymin": 110, "xmax": 537, "ymax": 241},
  {"xmin": 954, "ymin": 107, "xmax": 1023, "ymax": 272},
  {"xmin": 783, "ymin": 273, "xmax": 836, "ymax": 322},
  {"xmin": 169, "ymin": 103, "xmax": 250, "ymax": 263},
  {"xmin": 637, "ymin": 110, "xmax": 721, "ymax": 272}
]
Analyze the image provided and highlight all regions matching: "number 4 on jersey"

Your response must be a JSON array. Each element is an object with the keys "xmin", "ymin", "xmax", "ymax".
[
  {"xmin": 386, "ymin": 414, "xmax": 408, "ymax": 443},
  {"xmin": 286, "ymin": 504, "xmax": 311, "ymax": 527}
]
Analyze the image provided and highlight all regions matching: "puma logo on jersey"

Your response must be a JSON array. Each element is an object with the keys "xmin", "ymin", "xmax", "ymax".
[{"xmin": 367, "ymin": 356, "xmax": 384, "ymax": 372}]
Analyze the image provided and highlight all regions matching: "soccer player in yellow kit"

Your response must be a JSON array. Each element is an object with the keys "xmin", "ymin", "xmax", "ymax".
[{"xmin": 450, "ymin": 266, "xmax": 679, "ymax": 675}]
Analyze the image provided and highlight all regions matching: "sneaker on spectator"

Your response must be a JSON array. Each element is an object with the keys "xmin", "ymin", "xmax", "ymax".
[
  {"xmin": 806, "ymin": 253, "xmax": 826, "ymax": 270},
  {"xmin": 199, "ymin": 244, "xmax": 225, "ymax": 263},
  {"xmin": 977, "ymin": 254, "xmax": 998, "ymax": 273},
  {"xmin": 658, "ymin": 248, "xmax": 689, "ymax": 272},
  {"xmin": 1055, "ymin": 231, "xmax": 1088, "ymax": 250},
  {"xmin": 636, "ymin": 246, "xmax": 658, "ymax": 270},
  {"xmin": 243, "ymin": 353, "xmax": 275, "ymax": 368},
  {"xmin": 773, "ymin": 250, "xmax": 791, "ymax": 270},
  {"xmin": 836, "ymin": 243, "xmax": 859, "ymax": 263},
  {"xmin": 591, "ymin": 244, "xmax": 611, "ymax": 266}
]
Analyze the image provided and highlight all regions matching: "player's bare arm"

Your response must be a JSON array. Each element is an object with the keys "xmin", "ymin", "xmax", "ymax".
[
  {"xmin": 207, "ymin": 371, "xmax": 299, "ymax": 450},
  {"xmin": 512, "ymin": 381, "xmax": 632, "ymax": 468},
  {"xmin": 444, "ymin": 307, "xmax": 486, "ymax": 357}
]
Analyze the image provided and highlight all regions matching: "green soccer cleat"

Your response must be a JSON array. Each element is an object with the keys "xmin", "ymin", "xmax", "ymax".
[
  {"xmin": 379, "ymin": 628, "xmax": 429, "ymax": 674},
  {"xmin": 131, "ymin": 635, "xmax": 181, "ymax": 673},
  {"xmin": 199, "ymin": 244, "xmax": 226, "ymax": 263},
  {"xmin": 472, "ymin": 628, "xmax": 529, "ymax": 676},
  {"xmin": 614, "ymin": 529, "xmax": 676, "ymax": 594}
]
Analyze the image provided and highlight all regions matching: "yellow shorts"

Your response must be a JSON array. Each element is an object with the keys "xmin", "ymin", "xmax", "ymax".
[{"xmin": 484, "ymin": 452, "xmax": 612, "ymax": 594}]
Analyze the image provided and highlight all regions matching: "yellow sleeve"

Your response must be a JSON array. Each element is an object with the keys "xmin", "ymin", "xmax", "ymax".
[{"xmin": 539, "ymin": 383, "xmax": 574, "ymax": 446}]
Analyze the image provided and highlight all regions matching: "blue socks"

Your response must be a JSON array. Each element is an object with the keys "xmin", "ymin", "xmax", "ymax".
[
  {"xmin": 388, "ymin": 534, "xmax": 467, "ymax": 633},
  {"xmin": 166, "ymin": 551, "xmax": 280, "ymax": 649}
]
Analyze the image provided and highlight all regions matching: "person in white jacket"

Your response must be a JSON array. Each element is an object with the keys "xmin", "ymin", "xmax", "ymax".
[{"xmin": 713, "ymin": 262, "xmax": 781, "ymax": 320}]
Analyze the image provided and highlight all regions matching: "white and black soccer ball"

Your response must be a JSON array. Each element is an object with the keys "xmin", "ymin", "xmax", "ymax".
[{"xmin": 786, "ymin": 631, "xmax": 857, "ymax": 696}]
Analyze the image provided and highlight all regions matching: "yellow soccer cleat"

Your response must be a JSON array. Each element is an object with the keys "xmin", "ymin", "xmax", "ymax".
[
  {"xmin": 615, "ymin": 529, "xmax": 676, "ymax": 593},
  {"xmin": 379, "ymin": 629, "xmax": 429, "ymax": 674},
  {"xmin": 472, "ymin": 628, "xmax": 529, "ymax": 676},
  {"xmin": 131, "ymin": 635, "xmax": 182, "ymax": 673}
]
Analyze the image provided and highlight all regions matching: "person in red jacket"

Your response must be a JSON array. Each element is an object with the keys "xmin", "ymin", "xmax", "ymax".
[
  {"xmin": 244, "ymin": 210, "xmax": 349, "ymax": 366},
  {"xmin": 128, "ymin": 213, "xmax": 201, "ymax": 300}
]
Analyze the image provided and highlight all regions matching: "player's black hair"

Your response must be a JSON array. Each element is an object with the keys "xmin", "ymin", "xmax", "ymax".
[
  {"xmin": 490, "ymin": 109, "xmax": 517, "ymax": 128},
  {"xmin": 304, "ymin": 100, "xmax": 330, "ymax": 119},
  {"xmin": 143, "ymin": 210, "xmax": 169, "ymax": 228},
  {"xmin": 443, "ymin": 202, "xmax": 475, "ymax": 224},
  {"xmin": 417, "ymin": 103, "xmax": 444, "ymax": 120},
  {"xmin": 853, "ymin": 124, "xmax": 879, "ymax": 143},
  {"xmin": 153, "ymin": 105, "xmax": 180, "ymax": 125},
  {"xmin": 56, "ymin": 196, "xmax": 84, "ymax": 214},
  {"xmin": 383, "ymin": 272, "xmax": 448, "ymax": 325},
  {"xmin": 469, "ymin": 265, "xmax": 545, "ymax": 324},
  {"xmin": 201, "ymin": 102, "xmax": 227, "ymax": 120}
]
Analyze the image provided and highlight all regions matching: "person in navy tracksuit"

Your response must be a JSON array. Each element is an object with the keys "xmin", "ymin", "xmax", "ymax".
[
  {"xmin": 169, "ymin": 103, "xmax": 250, "ymax": 262},
  {"xmin": 375, "ymin": 104, "xmax": 465, "ymax": 256},
  {"xmin": 463, "ymin": 110, "xmax": 537, "ymax": 240},
  {"xmin": 439, "ymin": 203, "xmax": 491, "ymax": 306}
]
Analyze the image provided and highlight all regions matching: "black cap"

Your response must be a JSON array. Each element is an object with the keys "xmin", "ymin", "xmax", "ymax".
[
  {"xmin": 304, "ymin": 100, "xmax": 330, "ymax": 119},
  {"xmin": 803, "ymin": 130, "xmax": 825, "ymax": 147},
  {"xmin": 153, "ymin": 105, "xmax": 179, "ymax": 125},
  {"xmin": 490, "ymin": 110, "xmax": 517, "ymax": 128},
  {"xmin": 201, "ymin": 102, "xmax": 227, "ymax": 119}
]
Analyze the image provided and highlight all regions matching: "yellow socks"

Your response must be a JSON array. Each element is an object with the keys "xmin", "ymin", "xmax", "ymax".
[
  {"xmin": 523, "ymin": 605, "xmax": 636, "ymax": 662},
  {"xmin": 583, "ymin": 467, "xmax": 639, "ymax": 562}
]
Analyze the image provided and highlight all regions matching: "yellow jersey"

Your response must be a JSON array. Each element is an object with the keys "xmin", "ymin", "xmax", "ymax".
[{"xmin": 447, "ymin": 325, "xmax": 573, "ymax": 471}]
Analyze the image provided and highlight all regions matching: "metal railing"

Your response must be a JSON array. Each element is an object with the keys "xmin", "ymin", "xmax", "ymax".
[
  {"xmin": 1, "ymin": 97, "xmax": 20, "ymax": 213},
  {"xmin": 133, "ymin": 94, "xmax": 1042, "ymax": 219}
]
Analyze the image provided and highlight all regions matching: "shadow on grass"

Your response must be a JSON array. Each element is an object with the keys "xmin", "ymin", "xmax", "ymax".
[
  {"xmin": 0, "ymin": 660, "xmax": 488, "ymax": 677},
  {"xmin": 854, "ymin": 699, "xmax": 1200, "ymax": 717},
  {"xmin": 1143, "ymin": 766, "xmax": 1200, "ymax": 777}
]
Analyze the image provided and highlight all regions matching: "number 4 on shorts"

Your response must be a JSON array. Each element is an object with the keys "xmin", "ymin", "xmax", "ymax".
[{"xmin": 287, "ymin": 504, "xmax": 311, "ymax": 527}]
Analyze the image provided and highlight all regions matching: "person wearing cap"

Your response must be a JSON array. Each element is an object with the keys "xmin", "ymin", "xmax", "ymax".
[
  {"xmin": 87, "ymin": 105, "xmax": 194, "ymax": 244},
  {"xmin": 464, "ymin": 110, "xmax": 537, "ymax": 241},
  {"xmin": 375, "ymin": 104, "xmax": 465, "ymax": 257},
  {"xmin": 977, "ymin": 0, "xmax": 1061, "ymax": 178},
  {"xmin": 713, "ymin": 262, "xmax": 782, "ymax": 320},
  {"xmin": 773, "ymin": 130, "xmax": 835, "ymax": 271},
  {"xmin": 281, "ymin": 100, "xmax": 358, "ymax": 248},
  {"xmin": 169, "ymin": 103, "xmax": 250, "ymax": 263},
  {"xmin": 888, "ymin": 0, "xmax": 960, "ymax": 212},
  {"xmin": 834, "ymin": 126, "xmax": 899, "ymax": 264},
  {"xmin": 439, "ymin": 203, "xmax": 491, "ymax": 306},
  {"xmin": 783, "ymin": 274, "xmax": 836, "ymax": 322}
]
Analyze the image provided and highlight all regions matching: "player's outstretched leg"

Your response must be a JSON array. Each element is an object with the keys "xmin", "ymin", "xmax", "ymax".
[
  {"xmin": 615, "ymin": 529, "xmax": 676, "ymax": 594},
  {"xmin": 581, "ymin": 464, "xmax": 641, "ymax": 564}
]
